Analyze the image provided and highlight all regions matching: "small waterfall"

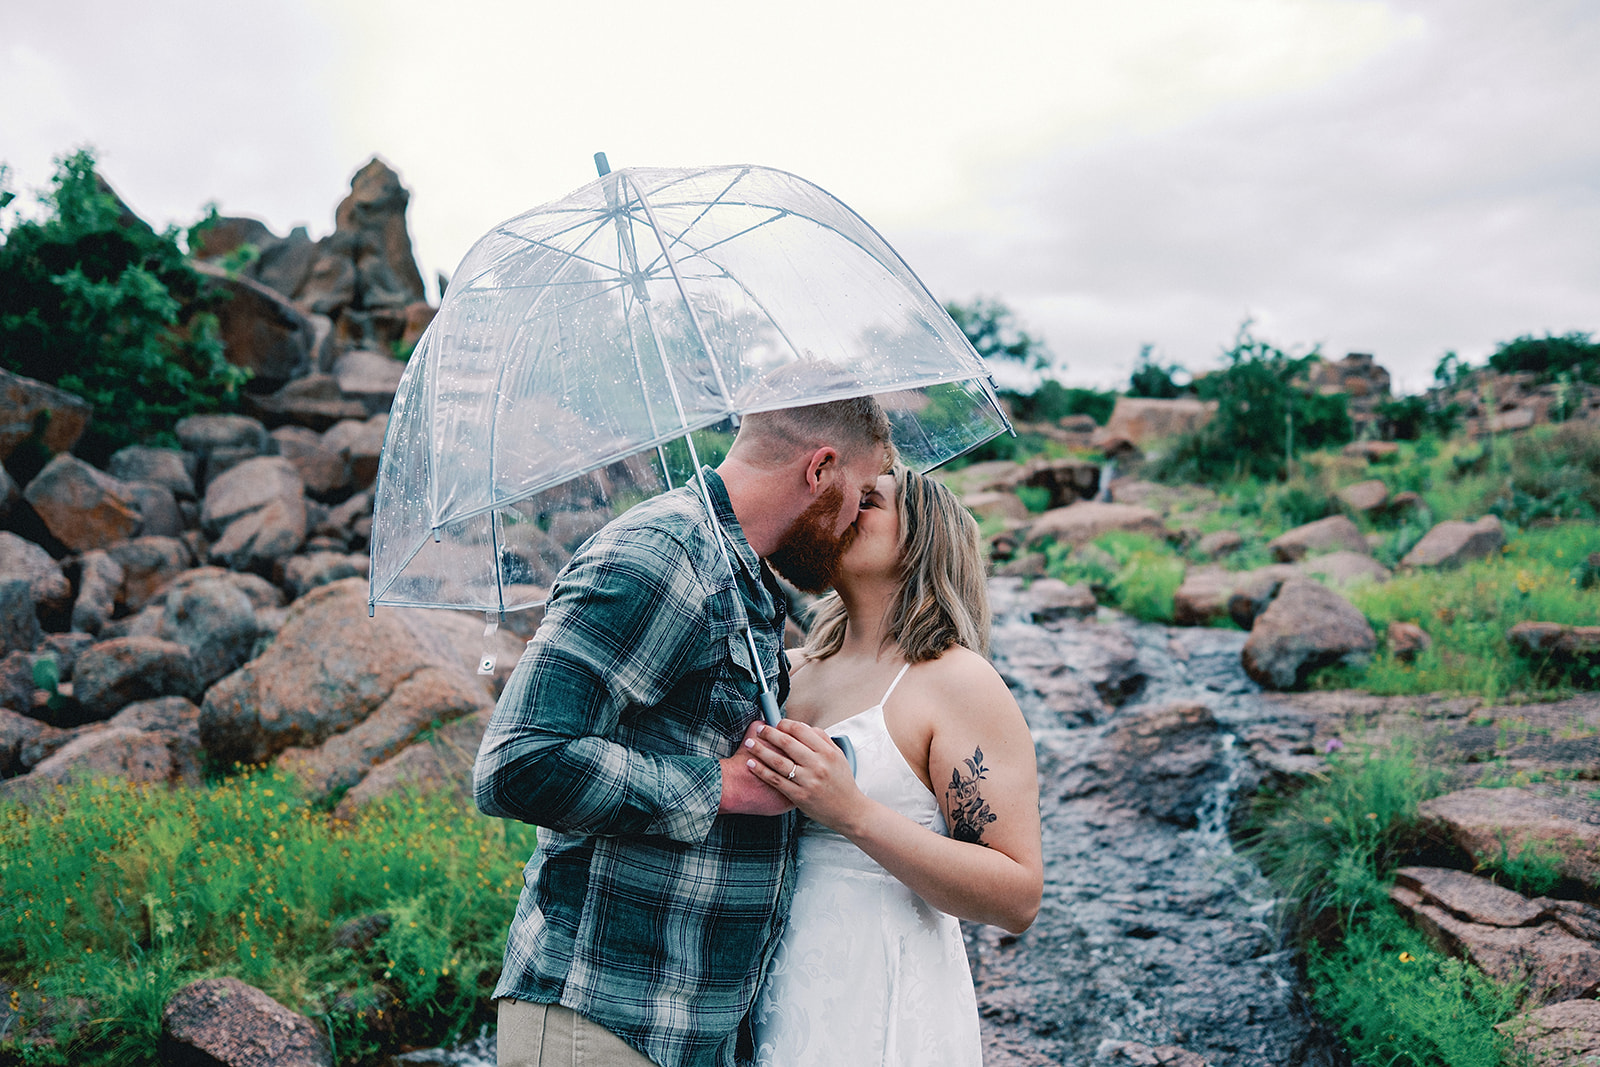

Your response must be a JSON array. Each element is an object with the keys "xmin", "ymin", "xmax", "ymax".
[{"xmin": 1096, "ymin": 458, "xmax": 1118, "ymax": 501}]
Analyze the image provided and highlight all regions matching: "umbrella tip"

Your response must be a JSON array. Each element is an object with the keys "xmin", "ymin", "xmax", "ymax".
[{"xmin": 593, "ymin": 152, "xmax": 611, "ymax": 177}]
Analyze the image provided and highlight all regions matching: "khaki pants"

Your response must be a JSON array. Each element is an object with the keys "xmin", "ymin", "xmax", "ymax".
[{"xmin": 496, "ymin": 1000, "xmax": 654, "ymax": 1067}]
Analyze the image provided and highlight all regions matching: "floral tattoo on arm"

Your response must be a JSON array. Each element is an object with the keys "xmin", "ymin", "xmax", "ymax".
[{"xmin": 945, "ymin": 746, "xmax": 999, "ymax": 846}]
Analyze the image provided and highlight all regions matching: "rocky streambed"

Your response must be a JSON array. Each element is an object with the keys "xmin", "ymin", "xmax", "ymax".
[{"xmin": 971, "ymin": 579, "xmax": 1342, "ymax": 1067}]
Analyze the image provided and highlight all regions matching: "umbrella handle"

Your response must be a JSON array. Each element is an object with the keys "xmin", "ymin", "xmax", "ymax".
[
  {"xmin": 758, "ymin": 690, "xmax": 782, "ymax": 728},
  {"xmin": 832, "ymin": 735, "xmax": 858, "ymax": 777}
]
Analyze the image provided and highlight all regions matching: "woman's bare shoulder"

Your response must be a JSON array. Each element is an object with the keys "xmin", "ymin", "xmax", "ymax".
[{"xmin": 914, "ymin": 646, "xmax": 1015, "ymax": 707}]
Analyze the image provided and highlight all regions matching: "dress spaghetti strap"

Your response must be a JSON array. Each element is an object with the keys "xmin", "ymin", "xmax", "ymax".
[{"xmin": 878, "ymin": 663, "xmax": 912, "ymax": 709}]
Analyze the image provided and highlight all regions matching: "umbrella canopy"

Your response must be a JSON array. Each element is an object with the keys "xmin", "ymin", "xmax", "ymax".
[{"xmin": 369, "ymin": 163, "xmax": 1010, "ymax": 617}]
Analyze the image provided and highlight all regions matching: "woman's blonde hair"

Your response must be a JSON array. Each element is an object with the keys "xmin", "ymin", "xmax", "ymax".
[{"xmin": 803, "ymin": 465, "xmax": 990, "ymax": 663}]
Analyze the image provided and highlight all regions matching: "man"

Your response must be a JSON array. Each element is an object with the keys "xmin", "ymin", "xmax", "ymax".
[{"xmin": 474, "ymin": 397, "xmax": 894, "ymax": 1067}]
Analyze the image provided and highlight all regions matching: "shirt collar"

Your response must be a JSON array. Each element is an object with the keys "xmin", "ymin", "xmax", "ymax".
[{"xmin": 700, "ymin": 467, "xmax": 761, "ymax": 582}]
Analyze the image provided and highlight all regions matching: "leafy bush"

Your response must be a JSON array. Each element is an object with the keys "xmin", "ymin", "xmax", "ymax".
[
  {"xmin": 1487, "ymin": 331, "xmax": 1600, "ymax": 385},
  {"xmin": 998, "ymin": 379, "xmax": 1117, "ymax": 426},
  {"xmin": 1127, "ymin": 344, "xmax": 1187, "ymax": 399},
  {"xmin": 1148, "ymin": 323, "xmax": 1352, "ymax": 484},
  {"xmin": 0, "ymin": 149, "xmax": 248, "ymax": 466},
  {"xmin": 0, "ymin": 769, "xmax": 536, "ymax": 1065},
  {"xmin": 1372, "ymin": 394, "xmax": 1461, "ymax": 441},
  {"xmin": 1489, "ymin": 422, "xmax": 1600, "ymax": 525}
]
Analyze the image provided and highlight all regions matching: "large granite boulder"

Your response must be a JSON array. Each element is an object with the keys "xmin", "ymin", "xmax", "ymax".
[
  {"xmin": 1241, "ymin": 578, "xmax": 1376, "ymax": 689},
  {"xmin": 192, "ymin": 260, "xmax": 316, "ymax": 388},
  {"xmin": 105, "ymin": 536, "xmax": 194, "ymax": 613},
  {"xmin": 0, "ymin": 706, "xmax": 68, "ymax": 776},
  {"xmin": 271, "ymin": 425, "xmax": 352, "ymax": 497},
  {"xmin": 1336, "ymin": 479, "xmax": 1389, "ymax": 514},
  {"xmin": 1096, "ymin": 397, "xmax": 1215, "ymax": 449},
  {"xmin": 1024, "ymin": 501, "xmax": 1168, "ymax": 549},
  {"xmin": 22, "ymin": 454, "xmax": 141, "ymax": 552},
  {"xmin": 175, "ymin": 414, "xmax": 269, "ymax": 489},
  {"xmin": 248, "ymin": 373, "xmax": 368, "ymax": 432},
  {"xmin": 332, "ymin": 349, "xmax": 405, "ymax": 416},
  {"xmin": 1267, "ymin": 514, "xmax": 1367, "ymax": 563},
  {"xmin": 322, "ymin": 414, "xmax": 387, "ymax": 488},
  {"xmin": 1417, "ymin": 787, "xmax": 1600, "ymax": 887},
  {"xmin": 0, "ymin": 367, "xmax": 92, "ymax": 462},
  {"xmin": 1012, "ymin": 456, "xmax": 1101, "ymax": 509},
  {"xmin": 1225, "ymin": 564, "xmax": 1301, "ymax": 630},
  {"xmin": 198, "ymin": 578, "xmax": 505, "ymax": 767},
  {"xmin": 160, "ymin": 977, "xmax": 331, "ymax": 1067},
  {"xmin": 0, "ymin": 532, "xmax": 71, "ymax": 618},
  {"xmin": 1400, "ymin": 515, "xmax": 1505, "ymax": 569},
  {"xmin": 0, "ymin": 579, "xmax": 41, "ymax": 655},
  {"xmin": 1509, "ymin": 622, "xmax": 1600, "ymax": 663},
  {"xmin": 1057, "ymin": 703, "xmax": 1226, "ymax": 827},
  {"xmin": 72, "ymin": 636, "xmax": 202, "ymax": 719},
  {"xmin": 160, "ymin": 577, "xmax": 261, "ymax": 690},
  {"xmin": 202, "ymin": 456, "xmax": 307, "ymax": 571},
  {"xmin": 333, "ymin": 707, "xmax": 490, "ymax": 818},
  {"xmin": 70, "ymin": 549, "xmax": 125, "ymax": 635},
  {"xmin": 1501, "ymin": 998, "xmax": 1600, "ymax": 1066},
  {"xmin": 1173, "ymin": 567, "xmax": 1234, "ymax": 627},
  {"xmin": 1297, "ymin": 550, "xmax": 1391, "ymax": 588}
]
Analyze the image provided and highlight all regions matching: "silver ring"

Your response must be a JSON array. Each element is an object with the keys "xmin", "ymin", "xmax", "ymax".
[{"xmin": 786, "ymin": 766, "xmax": 797, "ymax": 781}]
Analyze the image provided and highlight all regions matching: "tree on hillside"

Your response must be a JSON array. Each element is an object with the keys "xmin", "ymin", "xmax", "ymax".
[
  {"xmin": 1487, "ymin": 331, "xmax": 1600, "ymax": 385},
  {"xmin": 0, "ymin": 149, "xmax": 248, "ymax": 467},
  {"xmin": 1127, "ymin": 343, "xmax": 1188, "ymax": 399},
  {"xmin": 1154, "ymin": 322, "xmax": 1352, "ymax": 483},
  {"xmin": 945, "ymin": 297, "xmax": 1051, "ymax": 371}
]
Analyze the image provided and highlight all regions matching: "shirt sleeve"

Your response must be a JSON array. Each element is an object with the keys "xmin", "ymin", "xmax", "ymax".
[{"xmin": 472, "ymin": 522, "xmax": 724, "ymax": 844}]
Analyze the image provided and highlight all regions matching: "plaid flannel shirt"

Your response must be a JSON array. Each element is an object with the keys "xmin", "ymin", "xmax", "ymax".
[{"xmin": 474, "ymin": 470, "xmax": 796, "ymax": 1067}]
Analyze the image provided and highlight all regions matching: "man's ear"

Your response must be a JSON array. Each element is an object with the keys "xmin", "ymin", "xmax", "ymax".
[{"xmin": 803, "ymin": 447, "xmax": 838, "ymax": 493}]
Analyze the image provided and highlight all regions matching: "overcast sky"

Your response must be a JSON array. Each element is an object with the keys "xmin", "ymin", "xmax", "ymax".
[{"xmin": 3, "ymin": 0, "xmax": 1596, "ymax": 393}]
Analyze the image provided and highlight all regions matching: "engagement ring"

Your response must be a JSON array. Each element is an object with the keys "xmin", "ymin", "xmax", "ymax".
[{"xmin": 787, "ymin": 766, "xmax": 797, "ymax": 780}]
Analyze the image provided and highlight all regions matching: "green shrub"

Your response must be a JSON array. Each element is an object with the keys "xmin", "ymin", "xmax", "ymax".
[
  {"xmin": 998, "ymin": 379, "xmax": 1118, "ymax": 426},
  {"xmin": 1148, "ymin": 322, "xmax": 1352, "ymax": 484},
  {"xmin": 1372, "ymin": 394, "xmax": 1462, "ymax": 441},
  {"xmin": 1045, "ymin": 531, "xmax": 1183, "ymax": 622},
  {"xmin": 1487, "ymin": 331, "xmax": 1600, "ymax": 385},
  {"xmin": 0, "ymin": 149, "xmax": 249, "ymax": 467},
  {"xmin": 1127, "ymin": 344, "xmax": 1187, "ymax": 399},
  {"xmin": 1013, "ymin": 485, "xmax": 1052, "ymax": 514},
  {"xmin": 0, "ymin": 769, "xmax": 536, "ymax": 1066},
  {"xmin": 1490, "ymin": 422, "xmax": 1600, "ymax": 525}
]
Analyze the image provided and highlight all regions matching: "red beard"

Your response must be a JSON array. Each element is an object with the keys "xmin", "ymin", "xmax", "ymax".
[{"xmin": 767, "ymin": 484, "xmax": 855, "ymax": 594}]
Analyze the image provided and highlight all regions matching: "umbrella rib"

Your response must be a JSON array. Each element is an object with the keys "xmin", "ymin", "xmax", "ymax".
[
  {"xmin": 457, "ymin": 215, "xmax": 614, "ymax": 291},
  {"xmin": 488, "ymin": 228, "xmax": 623, "ymax": 279},
  {"xmin": 640, "ymin": 209, "xmax": 788, "ymax": 278},
  {"xmin": 646, "ymin": 168, "xmax": 750, "ymax": 267}
]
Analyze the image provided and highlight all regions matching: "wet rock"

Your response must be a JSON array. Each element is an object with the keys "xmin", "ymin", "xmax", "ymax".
[
  {"xmin": 209, "ymin": 495, "xmax": 307, "ymax": 573},
  {"xmin": 124, "ymin": 480, "xmax": 184, "ymax": 538},
  {"xmin": 334, "ymin": 707, "xmax": 490, "ymax": 818},
  {"xmin": 0, "ymin": 532, "xmax": 71, "ymax": 618},
  {"xmin": 72, "ymin": 636, "xmax": 202, "ymax": 719},
  {"xmin": 160, "ymin": 567, "xmax": 286, "ymax": 613},
  {"xmin": 1194, "ymin": 530, "xmax": 1243, "ymax": 559},
  {"xmin": 1400, "ymin": 515, "xmax": 1505, "ymax": 569},
  {"xmin": 199, "ymin": 578, "xmax": 502, "ymax": 766},
  {"xmin": 278, "ymin": 552, "xmax": 365, "ymax": 600},
  {"xmin": 1014, "ymin": 578, "xmax": 1097, "ymax": 623},
  {"xmin": 0, "ymin": 578, "xmax": 41, "ymax": 655},
  {"xmin": 1024, "ymin": 501, "xmax": 1168, "ymax": 550},
  {"xmin": 322, "ymin": 414, "xmax": 387, "ymax": 487},
  {"xmin": 71, "ymin": 550, "xmax": 124, "ymax": 635},
  {"xmin": 1266, "ymin": 515, "xmax": 1367, "ymax": 563},
  {"xmin": 0, "ymin": 367, "xmax": 92, "ymax": 462},
  {"xmin": 1241, "ymin": 579, "xmax": 1376, "ymax": 690},
  {"xmin": 1098, "ymin": 1042, "xmax": 1211, "ymax": 1066},
  {"xmin": 1062, "ymin": 703, "xmax": 1225, "ymax": 827},
  {"xmin": 176, "ymin": 414, "xmax": 269, "ymax": 488},
  {"xmin": 193, "ymin": 261, "xmax": 316, "ymax": 389},
  {"xmin": 249, "ymin": 373, "xmax": 368, "ymax": 433},
  {"xmin": 1297, "ymin": 549, "xmax": 1390, "ymax": 588},
  {"xmin": 1336, "ymin": 479, "xmax": 1388, "ymax": 514},
  {"xmin": 1509, "ymin": 622, "xmax": 1600, "ymax": 662},
  {"xmin": 993, "ymin": 553, "xmax": 1047, "ymax": 579},
  {"xmin": 1387, "ymin": 621, "xmax": 1432, "ymax": 662},
  {"xmin": 271, "ymin": 425, "xmax": 352, "ymax": 498},
  {"xmin": 22, "ymin": 454, "xmax": 141, "ymax": 552},
  {"xmin": 1225, "ymin": 564, "xmax": 1301, "ymax": 630},
  {"xmin": 1390, "ymin": 867, "xmax": 1600, "ymax": 1004},
  {"xmin": 278, "ymin": 666, "xmax": 490, "ymax": 800},
  {"xmin": 105, "ymin": 536, "xmax": 194, "ymax": 613},
  {"xmin": 964, "ymin": 489, "xmax": 1031, "ymax": 524},
  {"xmin": 1173, "ymin": 567, "xmax": 1233, "ymax": 627},
  {"xmin": 1417, "ymin": 787, "xmax": 1600, "ymax": 886},
  {"xmin": 1501, "ymin": 998, "xmax": 1600, "ymax": 1065},
  {"xmin": 988, "ymin": 612, "xmax": 1143, "ymax": 725},
  {"xmin": 333, "ymin": 349, "xmax": 405, "ymax": 416},
  {"xmin": 201, "ymin": 456, "xmax": 304, "ymax": 534},
  {"xmin": 160, "ymin": 578, "xmax": 260, "ymax": 690},
  {"xmin": 107, "ymin": 445, "xmax": 196, "ymax": 499},
  {"xmin": 1096, "ymin": 397, "xmax": 1215, "ymax": 449},
  {"xmin": 160, "ymin": 976, "xmax": 331, "ymax": 1067}
]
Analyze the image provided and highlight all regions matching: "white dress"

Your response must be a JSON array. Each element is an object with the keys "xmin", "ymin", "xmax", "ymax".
[{"xmin": 751, "ymin": 665, "xmax": 984, "ymax": 1066}]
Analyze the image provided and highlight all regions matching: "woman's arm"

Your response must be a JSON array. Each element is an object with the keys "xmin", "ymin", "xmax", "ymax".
[{"xmin": 746, "ymin": 653, "xmax": 1042, "ymax": 933}]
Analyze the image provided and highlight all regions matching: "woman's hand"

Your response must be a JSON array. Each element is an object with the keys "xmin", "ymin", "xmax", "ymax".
[{"xmin": 744, "ymin": 719, "xmax": 865, "ymax": 831}]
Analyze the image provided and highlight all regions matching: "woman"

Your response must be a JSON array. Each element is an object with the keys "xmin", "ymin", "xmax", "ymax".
[{"xmin": 744, "ymin": 465, "xmax": 1043, "ymax": 1066}]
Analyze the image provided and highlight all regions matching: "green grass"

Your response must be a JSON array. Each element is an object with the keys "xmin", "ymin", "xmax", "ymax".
[
  {"xmin": 1045, "ymin": 531, "xmax": 1185, "ymax": 623},
  {"xmin": 0, "ymin": 769, "xmax": 536, "ymax": 1065},
  {"xmin": 1313, "ymin": 522, "xmax": 1600, "ymax": 699},
  {"xmin": 1240, "ymin": 742, "xmax": 1523, "ymax": 1066}
]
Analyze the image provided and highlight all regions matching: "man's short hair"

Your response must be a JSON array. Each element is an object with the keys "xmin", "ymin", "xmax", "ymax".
[{"xmin": 736, "ymin": 397, "xmax": 895, "ymax": 470}]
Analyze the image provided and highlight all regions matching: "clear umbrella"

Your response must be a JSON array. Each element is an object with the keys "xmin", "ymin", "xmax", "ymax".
[{"xmin": 369, "ymin": 159, "xmax": 1010, "ymax": 628}]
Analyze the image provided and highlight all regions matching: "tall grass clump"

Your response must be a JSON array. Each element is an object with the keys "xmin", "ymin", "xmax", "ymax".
[
  {"xmin": 1319, "ymin": 522, "xmax": 1600, "ymax": 698},
  {"xmin": 1241, "ymin": 742, "xmax": 1522, "ymax": 1066},
  {"xmin": 1045, "ymin": 531, "xmax": 1184, "ymax": 623},
  {"xmin": 0, "ymin": 769, "xmax": 537, "ymax": 1066}
]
